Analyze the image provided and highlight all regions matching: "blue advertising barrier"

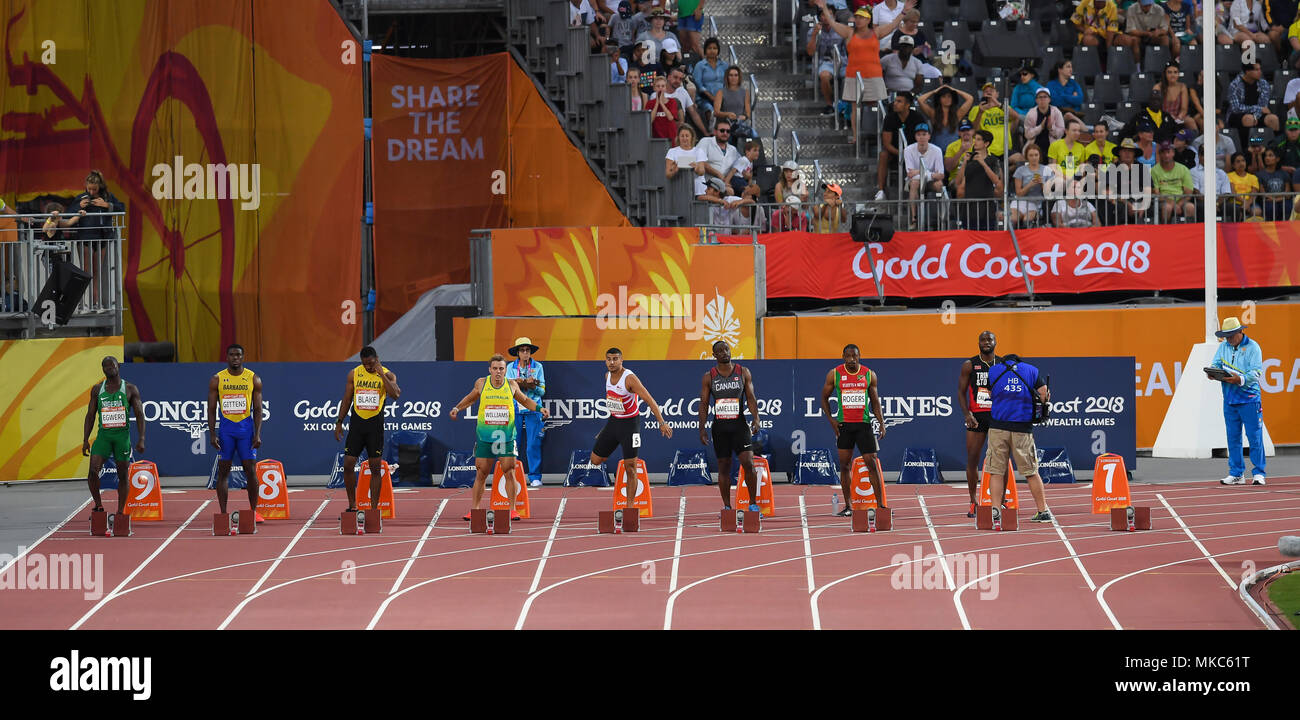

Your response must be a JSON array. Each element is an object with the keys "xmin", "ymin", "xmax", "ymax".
[
  {"xmin": 793, "ymin": 448, "xmax": 839, "ymax": 485},
  {"xmin": 667, "ymin": 449, "xmax": 714, "ymax": 486},
  {"xmin": 326, "ymin": 450, "xmax": 371, "ymax": 488},
  {"xmin": 563, "ymin": 449, "xmax": 611, "ymax": 487},
  {"xmin": 1036, "ymin": 446, "xmax": 1077, "ymax": 484},
  {"xmin": 98, "ymin": 458, "xmax": 119, "ymax": 490},
  {"xmin": 121, "ymin": 358, "xmax": 1136, "ymax": 480},
  {"xmin": 383, "ymin": 430, "xmax": 436, "ymax": 486},
  {"xmin": 898, "ymin": 447, "xmax": 943, "ymax": 484},
  {"xmin": 440, "ymin": 450, "xmax": 478, "ymax": 488}
]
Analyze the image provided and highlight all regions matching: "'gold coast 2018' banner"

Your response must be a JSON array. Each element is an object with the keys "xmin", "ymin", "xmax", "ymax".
[
  {"xmin": 456, "ymin": 227, "xmax": 758, "ymax": 361},
  {"xmin": 0, "ymin": 0, "xmax": 363, "ymax": 361}
]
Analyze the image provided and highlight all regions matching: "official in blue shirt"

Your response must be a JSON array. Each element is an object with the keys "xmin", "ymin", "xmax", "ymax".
[
  {"xmin": 1207, "ymin": 317, "xmax": 1266, "ymax": 486},
  {"xmin": 506, "ymin": 337, "xmax": 547, "ymax": 487},
  {"xmin": 986, "ymin": 354, "xmax": 1054, "ymax": 523}
]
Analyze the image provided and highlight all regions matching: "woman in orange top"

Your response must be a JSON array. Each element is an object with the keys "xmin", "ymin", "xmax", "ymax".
[{"xmin": 816, "ymin": 0, "xmax": 911, "ymax": 146}]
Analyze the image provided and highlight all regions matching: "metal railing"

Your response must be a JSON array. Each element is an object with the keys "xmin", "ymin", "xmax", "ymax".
[
  {"xmin": 831, "ymin": 45, "xmax": 842, "ymax": 130},
  {"xmin": 771, "ymin": 102, "xmax": 783, "ymax": 165},
  {"xmin": 729, "ymin": 45, "xmax": 739, "ymax": 70},
  {"xmin": 1, "ymin": 213, "xmax": 124, "ymax": 338},
  {"xmin": 790, "ymin": 0, "xmax": 799, "ymax": 74},
  {"xmin": 708, "ymin": 16, "xmax": 718, "ymax": 40},
  {"xmin": 813, "ymin": 159, "xmax": 822, "ymax": 196},
  {"xmin": 693, "ymin": 200, "xmax": 851, "ymax": 234},
  {"xmin": 790, "ymin": 130, "xmax": 801, "ymax": 165}
]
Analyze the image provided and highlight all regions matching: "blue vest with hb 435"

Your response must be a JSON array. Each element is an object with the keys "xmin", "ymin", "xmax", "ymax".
[{"xmin": 989, "ymin": 358, "xmax": 1040, "ymax": 426}]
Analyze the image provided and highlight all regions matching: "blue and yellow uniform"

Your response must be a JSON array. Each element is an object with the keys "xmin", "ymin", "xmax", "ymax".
[
  {"xmin": 216, "ymin": 368, "xmax": 257, "ymax": 462},
  {"xmin": 475, "ymin": 376, "xmax": 517, "ymax": 459}
]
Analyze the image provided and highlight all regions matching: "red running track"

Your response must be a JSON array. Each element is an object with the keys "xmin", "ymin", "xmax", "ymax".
[{"xmin": 1, "ymin": 479, "xmax": 1296, "ymax": 630}]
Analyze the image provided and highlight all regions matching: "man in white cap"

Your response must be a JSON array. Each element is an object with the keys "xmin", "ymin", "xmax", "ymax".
[
  {"xmin": 506, "ymin": 337, "xmax": 547, "ymax": 487},
  {"xmin": 1206, "ymin": 317, "xmax": 1266, "ymax": 486}
]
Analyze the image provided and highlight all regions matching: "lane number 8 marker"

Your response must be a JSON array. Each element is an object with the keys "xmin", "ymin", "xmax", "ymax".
[{"xmin": 259, "ymin": 468, "xmax": 283, "ymax": 500}]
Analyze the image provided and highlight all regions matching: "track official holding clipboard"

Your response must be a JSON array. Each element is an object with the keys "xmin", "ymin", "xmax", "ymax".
[{"xmin": 1206, "ymin": 317, "xmax": 1266, "ymax": 486}]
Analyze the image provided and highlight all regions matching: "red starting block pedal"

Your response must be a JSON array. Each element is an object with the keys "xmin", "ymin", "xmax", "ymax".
[
  {"xmin": 90, "ymin": 510, "xmax": 108, "ymax": 537},
  {"xmin": 109, "ymin": 513, "xmax": 132, "ymax": 537},
  {"xmin": 852, "ymin": 507, "xmax": 892, "ymax": 532},
  {"xmin": 599, "ymin": 509, "xmax": 640, "ymax": 533},
  {"xmin": 233, "ymin": 511, "xmax": 257, "ymax": 535},
  {"xmin": 720, "ymin": 509, "xmax": 761, "ymax": 533},
  {"xmin": 976, "ymin": 506, "xmax": 1017, "ymax": 531},
  {"xmin": 340, "ymin": 510, "xmax": 360, "ymax": 535},
  {"xmin": 213, "ymin": 513, "xmax": 233, "ymax": 536},
  {"xmin": 470, "ymin": 508, "xmax": 487, "ymax": 533},
  {"xmin": 363, "ymin": 509, "xmax": 382, "ymax": 534},
  {"xmin": 1110, "ymin": 506, "xmax": 1151, "ymax": 531}
]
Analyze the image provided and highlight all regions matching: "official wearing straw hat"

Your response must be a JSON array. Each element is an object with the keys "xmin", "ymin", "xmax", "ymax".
[
  {"xmin": 1205, "ymin": 317, "xmax": 1266, "ymax": 486},
  {"xmin": 506, "ymin": 337, "xmax": 547, "ymax": 487}
]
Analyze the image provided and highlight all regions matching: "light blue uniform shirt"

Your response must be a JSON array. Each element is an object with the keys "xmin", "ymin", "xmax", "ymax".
[
  {"xmin": 1211, "ymin": 335, "xmax": 1262, "ymax": 404},
  {"xmin": 505, "ymin": 359, "xmax": 546, "ymax": 409}
]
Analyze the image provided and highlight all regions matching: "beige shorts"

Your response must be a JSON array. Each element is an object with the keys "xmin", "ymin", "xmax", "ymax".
[
  {"xmin": 984, "ymin": 427, "xmax": 1039, "ymax": 478},
  {"xmin": 842, "ymin": 76, "xmax": 887, "ymax": 104}
]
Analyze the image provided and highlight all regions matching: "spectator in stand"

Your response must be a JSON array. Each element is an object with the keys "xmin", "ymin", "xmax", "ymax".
[
  {"xmin": 1246, "ymin": 133, "xmax": 1266, "ymax": 171},
  {"xmin": 71, "ymin": 170, "xmax": 124, "ymax": 245},
  {"xmin": 1229, "ymin": 0, "xmax": 1283, "ymax": 49},
  {"xmin": 1152, "ymin": 141, "xmax": 1197, "ymax": 222},
  {"xmin": 1049, "ymin": 119, "xmax": 1091, "ymax": 176},
  {"xmin": 638, "ymin": 8, "xmax": 682, "ymax": 67},
  {"xmin": 1135, "ymin": 121, "xmax": 1159, "ymax": 166},
  {"xmin": 666, "ymin": 65, "xmax": 707, "ymax": 135},
  {"xmin": 570, "ymin": 0, "xmax": 609, "ymax": 51},
  {"xmin": 696, "ymin": 119, "xmax": 742, "ymax": 189},
  {"xmin": 877, "ymin": 90, "xmax": 926, "ymax": 199},
  {"xmin": 1122, "ymin": 88, "xmax": 1179, "ymax": 143},
  {"xmin": 693, "ymin": 37, "xmax": 728, "ymax": 117},
  {"xmin": 40, "ymin": 201, "xmax": 84, "ymax": 239},
  {"xmin": 955, "ymin": 129, "xmax": 1004, "ymax": 230},
  {"xmin": 1072, "ymin": 0, "xmax": 1141, "ymax": 57},
  {"xmin": 630, "ymin": 41, "xmax": 663, "ymax": 94},
  {"xmin": 1227, "ymin": 63, "xmax": 1279, "ymax": 133},
  {"xmin": 918, "ymin": 83, "xmax": 974, "ymax": 152},
  {"xmin": 676, "ymin": 0, "xmax": 706, "ymax": 57},
  {"xmin": 713, "ymin": 66, "xmax": 753, "ymax": 147},
  {"xmin": 813, "ymin": 182, "xmax": 848, "ymax": 233},
  {"xmin": 608, "ymin": 42, "xmax": 629, "ymax": 83},
  {"xmin": 1255, "ymin": 146, "xmax": 1292, "ymax": 218},
  {"xmin": 626, "ymin": 67, "xmax": 649, "ymax": 110},
  {"xmin": 1102, "ymin": 138, "xmax": 1145, "ymax": 224},
  {"xmin": 738, "ymin": 179, "xmax": 768, "ymax": 230},
  {"xmin": 1010, "ymin": 66, "xmax": 1044, "ymax": 117},
  {"xmin": 1173, "ymin": 126, "xmax": 1199, "ymax": 167},
  {"xmin": 1227, "ymin": 151, "xmax": 1263, "ymax": 219},
  {"xmin": 807, "ymin": 12, "xmax": 847, "ymax": 115},
  {"xmin": 1163, "ymin": 0, "xmax": 1200, "ymax": 57},
  {"xmin": 903, "ymin": 122, "xmax": 945, "ymax": 226},
  {"xmin": 871, "ymin": 0, "xmax": 909, "ymax": 47},
  {"xmin": 1126, "ymin": 0, "xmax": 1172, "ymax": 65},
  {"xmin": 648, "ymin": 75, "xmax": 683, "ymax": 139},
  {"xmin": 1214, "ymin": 0, "xmax": 1236, "ymax": 44},
  {"xmin": 1274, "ymin": 116, "xmax": 1300, "ymax": 174},
  {"xmin": 1052, "ymin": 178, "xmax": 1102, "ymax": 227},
  {"xmin": 1011, "ymin": 144, "xmax": 1057, "ymax": 227},
  {"xmin": 1155, "ymin": 62, "xmax": 1196, "ymax": 132},
  {"xmin": 611, "ymin": 1, "xmax": 644, "ymax": 56},
  {"xmin": 1290, "ymin": 12, "xmax": 1300, "ymax": 72},
  {"xmin": 817, "ymin": 0, "xmax": 907, "ymax": 147},
  {"xmin": 944, "ymin": 119, "xmax": 976, "ymax": 184},
  {"xmin": 730, "ymin": 139, "xmax": 762, "ymax": 195},
  {"xmin": 969, "ymin": 82, "xmax": 1018, "ymax": 160},
  {"xmin": 701, "ymin": 176, "xmax": 745, "ymax": 223},
  {"xmin": 666, "ymin": 124, "xmax": 708, "ymax": 196},
  {"xmin": 887, "ymin": 8, "xmax": 933, "ymax": 60},
  {"xmin": 1192, "ymin": 144, "xmax": 1233, "ymax": 219},
  {"xmin": 1045, "ymin": 61, "xmax": 1085, "ymax": 121},
  {"xmin": 1086, "ymin": 121, "xmax": 1118, "ymax": 165},
  {"xmin": 771, "ymin": 195, "xmax": 811, "ymax": 231},
  {"xmin": 1024, "ymin": 87, "xmax": 1065, "ymax": 159},
  {"xmin": 775, "ymin": 160, "xmax": 810, "ymax": 204},
  {"xmin": 880, "ymin": 34, "xmax": 924, "ymax": 92}
]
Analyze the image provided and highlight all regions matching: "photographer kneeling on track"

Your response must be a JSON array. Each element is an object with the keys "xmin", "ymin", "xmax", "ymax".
[{"xmin": 986, "ymin": 353, "xmax": 1054, "ymax": 523}]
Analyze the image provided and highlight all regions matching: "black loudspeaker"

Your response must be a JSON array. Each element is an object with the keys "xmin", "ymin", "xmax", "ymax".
[
  {"xmin": 851, "ymin": 210, "xmax": 894, "ymax": 243},
  {"xmin": 33, "ymin": 260, "xmax": 92, "ymax": 325},
  {"xmin": 434, "ymin": 305, "xmax": 480, "ymax": 361},
  {"xmin": 972, "ymin": 31, "xmax": 1041, "ymax": 70}
]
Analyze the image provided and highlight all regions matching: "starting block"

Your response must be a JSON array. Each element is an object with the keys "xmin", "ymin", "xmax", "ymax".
[
  {"xmin": 720, "ymin": 509, "xmax": 761, "ymax": 533},
  {"xmin": 851, "ymin": 507, "xmax": 892, "ymax": 532},
  {"xmin": 975, "ymin": 506, "xmax": 1018, "ymax": 531},
  {"xmin": 1110, "ymin": 506, "xmax": 1151, "ymax": 531},
  {"xmin": 469, "ymin": 508, "xmax": 510, "ymax": 534},
  {"xmin": 598, "ymin": 508, "xmax": 640, "ymax": 534},
  {"xmin": 90, "ymin": 510, "xmax": 108, "ymax": 537},
  {"xmin": 233, "ymin": 510, "xmax": 256, "ymax": 535},
  {"xmin": 213, "ymin": 513, "xmax": 233, "ymax": 536},
  {"xmin": 340, "ymin": 510, "xmax": 360, "ymax": 535},
  {"xmin": 364, "ymin": 509, "xmax": 382, "ymax": 534},
  {"xmin": 108, "ymin": 513, "xmax": 132, "ymax": 537}
]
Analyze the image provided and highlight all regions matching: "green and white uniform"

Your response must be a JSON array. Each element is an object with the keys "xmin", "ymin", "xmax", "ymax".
[{"xmin": 90, "ymin": 382, "xmax": 132, "ymax": 462}]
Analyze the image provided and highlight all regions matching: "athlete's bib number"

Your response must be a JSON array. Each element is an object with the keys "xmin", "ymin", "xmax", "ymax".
[
  {"xmin": 714, "ymin": 398, "xmax": 740, "ymax": 419},
  {"xmin": 607, "ymin": 396, "xmax": 630, "ymax": 415},
  {"xmin": 221, "ymin": 393, "xmax": 248, "ymax": 415},
  {"xmin": 355, "ymin": 389, "xmax": 381, "ymax": 412},
  {"xmin": 101, "ymin": 403, "xmax": 127, "ymax": 429},
  {"xmin": 482, "ymin": 404, "xmax": 510, "ymax": 426},
  {"xmin": 975, "ymin": 389, "xmax": 991, "ymax": 408},
  {"xmin": 631, "ymin": 432, "xmax": 641, "ymax": 448},
  {"xmin": 841, "ymin": 390, "xmax": 866, "ymax": 409}
]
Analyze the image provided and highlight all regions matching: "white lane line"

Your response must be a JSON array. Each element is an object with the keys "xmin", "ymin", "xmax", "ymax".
[
  {"xmin": 799, "ymin": 493, "xmax": 814, "ymax": 593},
  {"xmin": 1096, "ymin": 544, "xmax": 1276, "ymax": 630},
  {"xmin": 527, "ymin": 497, "xmax": 567, "ymax": 594},
  {"xmin": 247, "ymin": 499, "xmax": 330, "ymax": 597},
  {"xmin": 1157, "ymin": 493, "xmax": 1237, "ymax": 589},
  {"xmin": 1, "ymin": 497, "xmax": 91, "ymax": 575},
  {"xmin": 916, "ymin": 495, "xmax": 956, "ymax": 591},
  {"xmin": 669, "ymin": 492, "xmax": 687, "ymax": 592},
  {"xmin": 70, "ymin": 500, "xmax": 210, "ymax": 630},
  {"xmin": 389, "ymin": 499, "xmax": 448, "ymax": 594},
  {"xmin": 1050, "ymin": 513, "xmax": 1097, "ymax": 591}
]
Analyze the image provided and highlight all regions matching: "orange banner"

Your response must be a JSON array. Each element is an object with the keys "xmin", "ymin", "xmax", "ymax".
[
  {"xmin": 0, "ymin": 0, "xmax": 363, "ymax": 361},
  {"xmin": 762, "ymin": 302, "xmax": 1300, "ymax": 446}
]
